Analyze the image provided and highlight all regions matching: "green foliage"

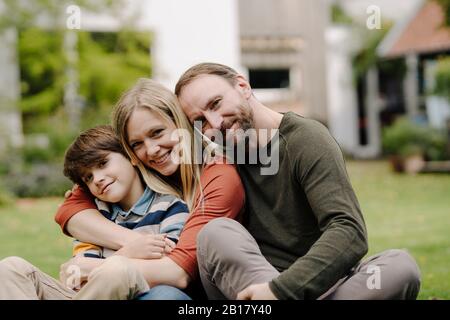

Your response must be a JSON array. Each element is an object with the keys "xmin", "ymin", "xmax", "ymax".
[
  {"xmin": 1, "ymin": 0, "xmax": 150, "ymax": 198},
  {"xmin": 353, "ymin": 26, "xmax": 391, "ymax": 84},
  {"xmin": 0, "ymin": 0, "xmax": 117, "ymax": 31},
  {"xmin": 18, "ymin": 28, "xmax": 151, "ymax": 122},
  {"xmin": 10, "ymin": 28, "xmax": 151, "ymax": 198},
  {"xmin": 18, "ymin": 28, "xmax": 66, "ymax": 115},
  {"xmin": 433, "ymin": 56, "xmax": 450, "ymax": 100},
  {"xmin": 436, "ymin": 0, "xmax": 450, "ymax": 27},
  {"xmin": 77, "ymin": 30, "xmax": 151, "ymax": 112},
  {"xmin": 382, "ymin": 117, "xmax": 448, "ymax": 160},
  {"xmin": 17, "ymin": 28, "xmax": 150, "ymax": 144},
  {"xmin": 22, "ymin": 112, "xmax": 78, "ymax": 159},
  {"xmin": 331, "ymin": 3, "xmax": 354, "ymax": 25}
]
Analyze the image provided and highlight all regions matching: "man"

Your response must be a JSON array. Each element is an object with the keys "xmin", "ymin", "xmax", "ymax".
[{"xmin": 175, "ymin": 62, "xmax": 421, "ymax": 300}]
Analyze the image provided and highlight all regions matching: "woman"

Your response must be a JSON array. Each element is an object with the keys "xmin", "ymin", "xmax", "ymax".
[{"xmin": 55, "ymin": 79, "xmax": 245, "ymax": 299}]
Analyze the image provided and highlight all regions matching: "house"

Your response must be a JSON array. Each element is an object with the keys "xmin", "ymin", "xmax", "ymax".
[
  {"xmin": 239, "ymin": 0, "xmax": 330, "ymax": 124},
  {"xmin": 326, "ymin": 0, "xmax": 450, "ymax": 158},
  {"xmin": 377, "ymin": 0, "xmax": 450, "ymax": 129}
]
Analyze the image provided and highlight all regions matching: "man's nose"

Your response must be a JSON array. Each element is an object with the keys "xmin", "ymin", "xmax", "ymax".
[{"xmin": 204, "ymin": 111, "xmax": 224, "ymax": 131}]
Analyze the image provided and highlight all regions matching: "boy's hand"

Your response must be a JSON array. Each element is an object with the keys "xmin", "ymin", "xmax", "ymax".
[
  {"xmin": 115, "ymin": 234, "xmax": 166, "ymax": 259},
  {"xmin": 60, "ymin": 256, "xmax": 103, "ymax": 290}
]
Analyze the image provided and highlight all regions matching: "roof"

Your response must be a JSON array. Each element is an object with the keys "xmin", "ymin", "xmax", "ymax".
[{"xmin": 378, "ymin": 0, "xmax": 450, "ymax": 58}]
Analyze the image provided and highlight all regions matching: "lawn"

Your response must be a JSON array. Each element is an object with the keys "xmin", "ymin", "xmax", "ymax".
[
  {"xmin": 0, "ymin": 197, "xmax": 72, "ymax": 278},
  {"xmin": 0, "ymin": 160, "xmax": 449, "ymax": 299},
  {"xmin": 346, "ymin": 160, "xmax": 450, "ymax": 300}
]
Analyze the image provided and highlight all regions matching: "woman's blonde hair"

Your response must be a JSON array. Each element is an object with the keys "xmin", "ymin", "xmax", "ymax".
[{"xmin": 112, "ymin": 78, "xmax": 206, "ymax": 210}]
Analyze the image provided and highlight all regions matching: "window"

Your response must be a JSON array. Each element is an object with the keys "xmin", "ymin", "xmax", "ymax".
[{"xmin": 249, "ymin": 69, "xmax": 290, "ymax": 89}]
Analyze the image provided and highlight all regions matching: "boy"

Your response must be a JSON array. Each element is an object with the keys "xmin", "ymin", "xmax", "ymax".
[{"xmin": 0, "ymin": 125, "xmax": 189, "ymax": 300}]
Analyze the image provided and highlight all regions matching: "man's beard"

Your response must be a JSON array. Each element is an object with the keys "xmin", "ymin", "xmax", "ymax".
[
  {"xmin": 221, "ymin": 103, "xmax": 254, "ymax": 138},
  {"xmin": 221, "ymin": 103, "xmax": 256, "ymax": 154}
]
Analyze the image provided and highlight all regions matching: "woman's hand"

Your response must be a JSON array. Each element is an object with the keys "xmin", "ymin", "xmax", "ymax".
[
  {"xmin": 63, "ymin": 184, "xmax": 79, "ymax": 199},
  {"xmin": 164, "ymin": 237, "xmax": 176, "ymax": 254},
  {"xmin": 115, "ymin": 234, "xmax": 171, "ymax": 259}
]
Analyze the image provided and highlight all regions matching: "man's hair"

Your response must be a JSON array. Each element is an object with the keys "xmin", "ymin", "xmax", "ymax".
[
  {"xmin": 174, "ymin": 62, "xmax": 239, "ymax": 96},
  {"xmin": 63, "ymin": 125, "xmax": 128, "ymax": 190}
]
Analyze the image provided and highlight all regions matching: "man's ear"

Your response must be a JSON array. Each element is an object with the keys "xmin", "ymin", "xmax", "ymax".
[{"xmin": 235, "ymin": 75, "xmax": 252, "ymax": 99}]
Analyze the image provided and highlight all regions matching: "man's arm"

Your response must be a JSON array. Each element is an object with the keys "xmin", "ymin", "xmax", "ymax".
[
  {"xmin": 130, "ymin": 257, "xmax": 191, "ymax": 289},
  {"xmin": 269, "ymin": 120, "xmax": 368, "ymax": 299}
]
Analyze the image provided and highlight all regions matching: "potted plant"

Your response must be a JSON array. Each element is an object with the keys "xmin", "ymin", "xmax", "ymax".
[{"xmin": 382, "ymin": 117, "xmax": 447, "ymax": 173}]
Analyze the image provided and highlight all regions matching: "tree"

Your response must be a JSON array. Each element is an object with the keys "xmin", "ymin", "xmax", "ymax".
[
  {"xmin": 1, "ymin": 0, "xmax": 150, "ymax": 150},
  {"xmin": 0, "ymin": 0, "xmax": 118, "ymax": 151},
  {"xmin": 436, "ymin": 0, "xmax": 450, "ymax": 27}
]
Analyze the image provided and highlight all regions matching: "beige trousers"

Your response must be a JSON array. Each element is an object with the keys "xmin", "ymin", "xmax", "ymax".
[
  {"xmin": 197, "ymin": 218, "xmax": 421, "ymax": 300},
  {"xmin": 0, "ymin": 255, "xmax": 149, "ymax": 300}
]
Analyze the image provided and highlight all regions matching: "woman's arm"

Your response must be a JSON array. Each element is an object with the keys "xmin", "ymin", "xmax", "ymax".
[
  {"xmin": 66, "ymin": 209, "xmax": 140, "ymax": 249},
  {"xmin": 55, "ymin": 186, "xmax": 141, "ymax": 249},
  {"xmin": 167, "ymin": 163, "xmax": 245, "ymax": 280},
  {"xmin": 60, "ymin": 255, "xmax": 190, "ymax": 289},
  {"xmin": 131, "ymin": 257, "xmax": 190, "ymax": 289}
]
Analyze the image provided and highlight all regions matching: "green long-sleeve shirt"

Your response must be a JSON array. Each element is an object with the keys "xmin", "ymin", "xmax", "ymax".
[{"xmin": 237, "ymin": 112, "xmax": 368, "ymax": 300}]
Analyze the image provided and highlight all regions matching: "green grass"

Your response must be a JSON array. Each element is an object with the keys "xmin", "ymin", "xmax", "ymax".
[
  {"xmin": 0, "ymin": 198, "xmax": 73, "ymax": 278},
  {"xmin": 0, "ymin": 160, "xmax": 449, "ymax": 299},
  {"xmin": 347, "ymin": 160, "xmax": 450, "ymax": 300}
]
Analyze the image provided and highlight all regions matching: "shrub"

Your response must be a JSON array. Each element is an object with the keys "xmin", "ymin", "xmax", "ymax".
[
  {"xmin": 4, "ymin": 163, "xmax": 72, "ymax": 198},
  {"xmin": 382, "ymin": 117, "xmax": 448, "ymax": 161}
]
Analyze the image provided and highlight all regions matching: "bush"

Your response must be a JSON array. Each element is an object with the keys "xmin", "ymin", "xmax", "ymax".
[
  {"xmin": 382, "ymin": 117, "xmax": 448, "ymax": 161},
  {"xmin": 4, "ymin": 163, "xmax": 72, "ymax": 198},
  {"xmin": 22, "ymin": 112, "xmax": 79, "ymax": 165}
]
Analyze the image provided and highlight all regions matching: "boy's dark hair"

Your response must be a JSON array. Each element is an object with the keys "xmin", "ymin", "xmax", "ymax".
[{"xmin": 63, "ymin": 125, "xmax": 128, "ymax": 190}]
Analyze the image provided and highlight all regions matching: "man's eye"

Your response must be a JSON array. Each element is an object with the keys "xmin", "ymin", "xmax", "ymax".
[
  {"xmin": 84, "ymin": 175, "xmax": 92, "ymax": 183},
  {"xmin": 212, "ymin": 99, "xmax": 221, "ymax": 109},
  {"xmin": 152, "ymin": 129, "xmax": 163, "ymax": 137}
]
